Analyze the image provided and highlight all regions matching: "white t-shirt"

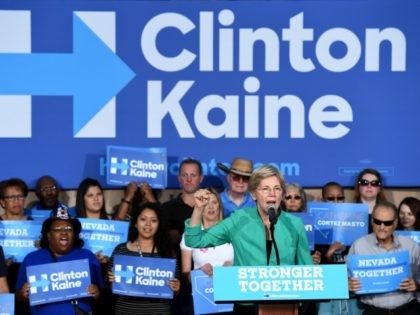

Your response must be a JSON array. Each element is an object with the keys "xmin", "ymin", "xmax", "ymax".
[{"xmin": 180, "ymin": 232, "xmax": 234, "ymax": 269}]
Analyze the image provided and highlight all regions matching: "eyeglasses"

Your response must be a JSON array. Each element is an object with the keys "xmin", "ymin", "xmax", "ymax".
[
  {"xmin": 50, "ymin": 226, "xmax": 73, "ymax": 233},
  {"xmin": 359, "ymin": 179, "xmax": 381, "ymax": 187},
  {"xmin": 325, "ymin": 196, "xmax": 345, "ymax": 202},
  {"xmin": 40, "ymin": 186, "xmax": 57, "ymax": 193},
  {"xmin": 372, "ymin": 218, "xmax": 395, "ymax": 227},
  {"xmin": 2, "ymin": 195, "xmax": 25, "ymax": 202},
  {"xmin": 231, "ymin": 174, "xmax": 249, "ymax": 183},
  {"xmin": 257, "ymin": 186, "xmax": 282, "ymax": 195},
  {"xmin": 285, "ymin": 195, "xmax": 302, "ymax": 201}
]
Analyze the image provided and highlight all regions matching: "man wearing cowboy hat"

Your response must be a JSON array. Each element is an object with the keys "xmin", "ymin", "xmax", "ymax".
[{"xmin": 217, "ymin": 157, "xmax": 256, "ymax": 218}]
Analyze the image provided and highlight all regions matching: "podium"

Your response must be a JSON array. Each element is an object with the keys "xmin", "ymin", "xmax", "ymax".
[
  {"xmin": 213, "ymin": 265, "xmax": 349, "ymax": 315},
  {"xmin": 258, "ymin": 303, "xmax": 298, "ymax": 315}
]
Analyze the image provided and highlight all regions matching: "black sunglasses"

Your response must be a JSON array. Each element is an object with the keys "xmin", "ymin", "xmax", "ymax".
[
  {"xmin": 326, "ymin": 196, "xmax": 345, "ymax": 202},
  {"xmin": 359, "ymin": 179, "xmax": 381, "ymax": 187},
  {"xmin": 372, "ymin": 218, "xmax": 395, "ymax": 226},
  {"xmin": 285, "ymin": 195, "xmax": 302, "ymax": 201}
]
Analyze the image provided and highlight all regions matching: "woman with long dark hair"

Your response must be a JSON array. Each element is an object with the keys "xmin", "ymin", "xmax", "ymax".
[
  {"xmin": 75, "ymin": 177, "xmax": 109, "ymax": 220},
  {"xmin": 107, "ymin": 202, "xmax": 180, "ymax": 315}
]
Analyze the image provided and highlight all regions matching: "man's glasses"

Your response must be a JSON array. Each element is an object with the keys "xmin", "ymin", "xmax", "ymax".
[
  {"xmin": 285, "ymin": 195, "xmax": 302, "ymax": 201},
  {"xmin": 372, "ymin": 218, "xmax": 395, "ymax": 226},
  {"xmin": 257, "ymin": 186, "xmax": 282, "ymax": 195},
  {"xmin": 325, "ymin": 196, "xmax": 345, "ymax": 202},
  {"xmin": 50, "ymin": 226, "xmax": 73, "ymax": 233},
  {"xmin": 3, "ymin": 195, "xmax": 25, "ymax": 202},
  {"xmin": 359, "ymin": 179, "xmax": 381, "ymax": 187},
  {"xmin": 40, "ymin": 186, "xmax": 57, "ymax": 193},
  {"xmin": 231, "ymin": 174, "xmax": 249, "ymax": 183}
]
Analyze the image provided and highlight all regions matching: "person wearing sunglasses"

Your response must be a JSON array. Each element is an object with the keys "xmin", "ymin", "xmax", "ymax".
[
  {"xmin": 348, "ymin": 201, "xmax": 420, "ymax": 315},
  {"xmin": 354, "ymin": 168, "xmax": 387, "ymax": 215},
  {"xmin": 281, "ymin": 183, "xmax": 307, "ymax": 212},
  {"xmin": 217, "ymin": 157, "xmax": 255, "ymax": 218}
]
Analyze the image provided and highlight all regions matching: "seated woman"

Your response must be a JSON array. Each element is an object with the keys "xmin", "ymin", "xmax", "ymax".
[
  {"xmin": 16, "ymin": 209, "xmax": 103, "ymax": 315},
  {"xmin": 107, "ymin": 202, "xmax": 180, "ymax": 315}
]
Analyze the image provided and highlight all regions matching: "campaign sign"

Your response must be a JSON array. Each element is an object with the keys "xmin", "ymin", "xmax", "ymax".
[
  {"xmin": 24, "ymin": 209, "xmax": 51, "ymax": 222},
  {"xmin": 290, "ymin": 212, "xmax": 315, "ymax": 251},
  {"xmin": 347, "ymin": 251, "xmax": 409, "ymax": 294},
  {"xmin": 27, "ymin": 259, "xmax": 91, "ymax": 306},
  {"xmin": 395, "ymin": 230, "xmax": 420, "ymax": 245},
  {"xmin": 308, "ymin": 202, "xmax": 368, "ymax": 246},
  {"xmin": 107, "ymin": 146, "xmax": 167, "ymax": 188},
  {"xmin": 112, "ymin": 255, "xmax": 176, "ymax": 299},
  {"xmin": 0, "ymin": 294, "xmax": 14, "ymax": 315},
  {"xmin": 79, "ymin": 218, "xmax": 129, "ymax": 257},
  {"xmin": 191, "ymin": 270, "xmax": 234, "ymax": 315},
  {"xmin": 0, "ymin": 220, "xmax": 42, "ymax": 262},
  {"xmin": 213, "ymin": 265, "xmax": 349, "ymax": 301}
]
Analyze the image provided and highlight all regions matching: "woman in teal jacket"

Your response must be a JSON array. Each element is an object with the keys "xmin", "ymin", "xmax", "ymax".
[{"xmin": 184, "ymin": 164, "xmax": 312, "ymax": 267}]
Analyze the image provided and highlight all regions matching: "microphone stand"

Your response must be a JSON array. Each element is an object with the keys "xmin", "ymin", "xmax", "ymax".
[{"xmin": 268, "ymin": 208, "xmax": 280, "ymax": 265}]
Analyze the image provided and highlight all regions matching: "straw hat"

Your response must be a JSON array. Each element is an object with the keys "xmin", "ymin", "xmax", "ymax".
[{"xmin": 217, "ymin": 157, "xmax": 253, "ymax": 177}]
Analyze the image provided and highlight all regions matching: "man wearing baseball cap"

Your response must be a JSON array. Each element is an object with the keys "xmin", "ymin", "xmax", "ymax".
[{"xmin": 217, "ymin": 157, "xmax": 256, "ymax": 218}]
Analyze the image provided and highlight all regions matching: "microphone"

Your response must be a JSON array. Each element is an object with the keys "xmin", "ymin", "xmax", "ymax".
[{"xmin": 266, "ymin": 205, "xmax": 277, "ymax": 224}]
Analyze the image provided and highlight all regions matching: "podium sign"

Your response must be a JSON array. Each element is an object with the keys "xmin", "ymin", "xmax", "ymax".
[{"xmin": 213, "ymin": 265, "xmax": 348, "ymax": 301}]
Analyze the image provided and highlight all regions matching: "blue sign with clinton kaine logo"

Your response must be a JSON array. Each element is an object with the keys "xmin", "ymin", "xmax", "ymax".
[
  {"xmin": 27, "ymin": 259, "xmax": 91, "ymax": 306},
  {"xmin": 107, "ymin": 146, "xmax": 167, "ymax": 188},
  {"xmin": 213, "ymin": 265, "xmax": 349, "ymax": 301},
  {"xmin": 112, "ymin": 255, "xmax": 176, "ymax": 299}
]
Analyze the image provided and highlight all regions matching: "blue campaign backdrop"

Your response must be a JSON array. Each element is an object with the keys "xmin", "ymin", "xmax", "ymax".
[{"xmin": 0, "ymin": 1, "xmax": 420, "ymax": 188}]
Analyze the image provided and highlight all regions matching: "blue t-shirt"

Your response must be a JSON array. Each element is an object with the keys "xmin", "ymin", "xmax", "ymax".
[
  {"xmin": 16, "ymin": 248, "xmax": 103, "ymax": 315},
  {"xmin": 220, "ymin": 189, "xmax": 255, "ymax": 218}
]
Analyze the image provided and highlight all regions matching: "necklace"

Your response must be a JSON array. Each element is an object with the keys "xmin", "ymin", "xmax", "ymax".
[{"xmin": 135, "ymin": 240, "xmax": 143, "ymax": 257}]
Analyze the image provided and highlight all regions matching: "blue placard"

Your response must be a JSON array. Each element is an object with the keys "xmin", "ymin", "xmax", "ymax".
[
  {"xmin": 289, "ymin": 212, "xmax": 314, "ymax": 251},
  {"xmin": 27, "ymin": 259, "xmax": 91, "ymax": 306},
  {"xmin": 107, "ymin": 146, "xmax": 167, "ymax": 188},
  {"xmin": 347, "ymin": 251, "xmax": 409, "ymax": 294},
  {"xmin": 308, "ymin": 202, "xmax": 368, "ymax": 246},
  {"xmin": 395, "ymin": 230, "xmax": 420, "ymax": 245},
  {"xmin": 0, "ymin": 294, "xmax": 15, "ymax": 315},
  {"xmin": 112, "ymin": 255, "xmax": 176, "ymax": 299},
  {"xmin": 1, "ymin": 1, "xmax": 420, "ymax": 188},
  {"xmin": 213, "ymin": 265, "xmax": 349, "ymax": 301},
  {"xmin": 191, "ymin": 270, "xmax": 234, "ymax": 315},
  {"xmin": 24, "ymin": 209, "xmax": 51, "ymax": 222},
  {"xmin": 0, "ymin": 220, "xmax": 42, "ymax": 262},
  {"xmin": 79, "ymin": 218, "xmax": 129, "ymax": 257}
]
